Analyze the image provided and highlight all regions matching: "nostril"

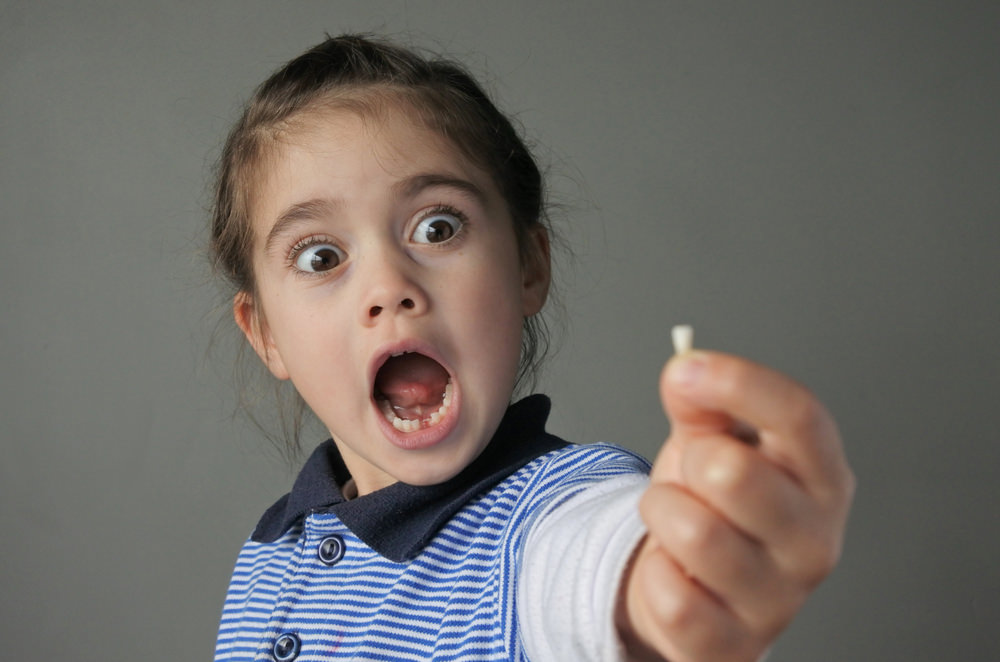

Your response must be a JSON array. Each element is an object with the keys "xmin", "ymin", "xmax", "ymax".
[
  {"xmin": 369, "ymin": 305, "xmax": 383, "ymax": 317},
  {"xmin": 401, "ymin": 298, "xmax": 415, "ymax": 310}
]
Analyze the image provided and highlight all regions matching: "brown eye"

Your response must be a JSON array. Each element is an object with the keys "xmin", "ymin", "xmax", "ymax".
[
  {"xmin": 412, "ymin": 213, "xmax": 462, "ymax": 244},
  {"xmin": 294, "ymin": 243, "xmax": 344, "ymax": 273}
]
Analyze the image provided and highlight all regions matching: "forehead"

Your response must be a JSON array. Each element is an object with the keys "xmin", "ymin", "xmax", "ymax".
[{"xmin": 249, "ymin": 105, "xmax": 498, "ymax": 233}]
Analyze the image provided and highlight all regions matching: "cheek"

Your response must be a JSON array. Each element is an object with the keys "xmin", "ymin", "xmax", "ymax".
[
  {"xmin": 460, "ymin": 262, "xmax": 527, "ymax": 362},
  {"xmin": 263, "ymin": 293, "xmax": 353, "ymax": 378}
]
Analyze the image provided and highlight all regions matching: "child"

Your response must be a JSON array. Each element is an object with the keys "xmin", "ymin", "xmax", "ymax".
[{"xmin": 210, "ymin": 34, "xmax": 853, "ymax": 662}]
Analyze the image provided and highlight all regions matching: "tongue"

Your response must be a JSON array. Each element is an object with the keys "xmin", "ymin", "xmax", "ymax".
[{"xmin": 375, "ymin": 353, "xmax": 449, "ymax": 417}]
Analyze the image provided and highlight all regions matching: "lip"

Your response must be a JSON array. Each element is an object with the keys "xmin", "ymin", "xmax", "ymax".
[{"xmin": 368, "ymin": 339, "xmax": 460, "ymax": 451}]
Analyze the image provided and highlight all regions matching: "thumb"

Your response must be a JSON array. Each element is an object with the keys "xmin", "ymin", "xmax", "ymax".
[
  {"xmin": 647, "ymin": 351, "xmax": 725, "ymax": 485},
  {"xmin": 659, "ymin": 351, "xmax": 736, "ymax": 437},
  {"xmin": 648, "ymin": 351, "xmax": 751, "ymax": 484}
]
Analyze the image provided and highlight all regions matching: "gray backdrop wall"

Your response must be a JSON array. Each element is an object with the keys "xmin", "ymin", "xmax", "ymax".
[{"xmin": 2, "ymin": 1, "xmax": 998, "ymax": 659}]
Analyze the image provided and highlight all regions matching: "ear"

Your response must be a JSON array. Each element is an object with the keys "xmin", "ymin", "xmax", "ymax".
[
  {"xmin": 233, "ymin": 291, "xmax": 290, "ymax": 380},
  {"xmin": 520, "ymin": 225, "xmax": 551, "ymax": 317}
]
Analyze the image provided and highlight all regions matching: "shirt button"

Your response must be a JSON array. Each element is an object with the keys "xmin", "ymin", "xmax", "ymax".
[
  {"xmin": 272, "ymin": 632, "xmax": 301, "ymax": 661},
  {"xmin": 318, "ymin": 535, "xmax": 345, "ymax": 565}
]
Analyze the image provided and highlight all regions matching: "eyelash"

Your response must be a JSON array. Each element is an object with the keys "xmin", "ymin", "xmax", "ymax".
[
  {"xmin": 414, "ymin": 204, "xmax": 470, "ymax": 246},
  {"xmin": 287, "ymin": 234, "xmax": 341, "ymax": 277},
  {"xmin": 283, "ymin": 204, "xmax": 470, "ymax": 277}
]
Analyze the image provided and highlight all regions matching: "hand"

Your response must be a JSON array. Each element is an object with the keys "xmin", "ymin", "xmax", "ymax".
[{"xmin": 618, "ymin": 351, "xmax": 855, "ymax": 661}]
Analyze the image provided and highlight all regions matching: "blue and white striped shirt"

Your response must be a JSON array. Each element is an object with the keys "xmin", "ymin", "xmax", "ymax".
[{"xmin": 215, "ymin": 396, "xmax": 650, "ymax": 661}]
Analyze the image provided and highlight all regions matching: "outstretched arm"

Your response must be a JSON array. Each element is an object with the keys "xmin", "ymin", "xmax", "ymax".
[{"xmin": 618, "ymin": 350, "xmax": 855, "ymax": 661}]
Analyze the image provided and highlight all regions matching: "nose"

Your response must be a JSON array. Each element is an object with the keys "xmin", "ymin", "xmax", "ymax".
[
  {"xmin": 359, "ymin": 254, "xmax": 429, "ymax": 326},
  {"xmin": 368, "ymin": 298, "xmax": 415, "ymax": 318}
]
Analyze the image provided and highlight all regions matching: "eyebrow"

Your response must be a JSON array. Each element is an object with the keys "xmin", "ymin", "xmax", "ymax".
[
  {"xmin": 263, "ymin": 173, "xmax": 488, "ymax": 254},
  {"xmin": 264, "ymin": 198, "xmax": 342, "ymax": 255},
  {"xmin": 392, "ymin": 173, "xmax": 489, "ymax": 205}
]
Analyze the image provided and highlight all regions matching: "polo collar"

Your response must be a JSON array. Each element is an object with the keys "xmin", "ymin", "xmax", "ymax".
[{"xmin": 251, "ymin": 394, "xmax": 568, "ymax": 562}]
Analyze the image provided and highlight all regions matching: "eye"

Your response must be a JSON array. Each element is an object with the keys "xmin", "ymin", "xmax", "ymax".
[
  {"xmin": 293, "ymin": 242, "xmax": 345, "ymax": 273},
  {"xmin": 411, "ymin": 211, "xmax": 463, "ymax": 244}
]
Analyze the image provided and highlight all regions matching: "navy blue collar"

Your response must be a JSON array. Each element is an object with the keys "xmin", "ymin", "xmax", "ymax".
[{"xmin": 251, "ymin": 394, "xmax": 568, "ymax": 562}]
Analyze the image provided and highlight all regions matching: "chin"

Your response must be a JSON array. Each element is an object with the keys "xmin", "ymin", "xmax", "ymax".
[{"xmin": 389, "ymin": 436, "xmax": 483, "ymax": 487}]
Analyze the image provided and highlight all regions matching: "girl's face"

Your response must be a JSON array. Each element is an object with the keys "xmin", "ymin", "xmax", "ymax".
[{"xmin": 237, "ymin": 106, "xmax": 549, "ymax": 495}]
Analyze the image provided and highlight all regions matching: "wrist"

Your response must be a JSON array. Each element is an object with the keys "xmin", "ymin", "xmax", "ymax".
[{"xmin": 615, "ymin": 536, "xmax": 668, "ymax": 662}]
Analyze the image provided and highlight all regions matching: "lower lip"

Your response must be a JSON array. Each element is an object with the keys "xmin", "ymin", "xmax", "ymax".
[{"xmin": 373, "ymin": 385, "xmax": 461, "ymax": 451}]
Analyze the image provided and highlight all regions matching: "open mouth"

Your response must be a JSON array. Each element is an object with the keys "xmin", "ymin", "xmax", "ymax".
[{"xmin": 373, "ymin": 351, "xmax": 453, "ymax": 433}]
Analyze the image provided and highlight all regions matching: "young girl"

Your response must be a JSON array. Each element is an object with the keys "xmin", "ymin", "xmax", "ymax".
[{"xmin": 210, "ymin": 35, "xmax": 853, "ymax": 662}]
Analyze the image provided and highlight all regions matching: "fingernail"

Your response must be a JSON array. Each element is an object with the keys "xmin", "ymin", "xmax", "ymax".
[{"xmin": 668, "ymin": 353, "xmax": 707, "ymax": 388}]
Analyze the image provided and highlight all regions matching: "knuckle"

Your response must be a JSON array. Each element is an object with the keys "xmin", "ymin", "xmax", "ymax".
[
  {"xmin": 647, "ymin": 579, "xmax": 700, "ymax": 632},
  {"xmin": 786, "ymin": 391, "xmax": 829, "ymax": 439},
  {"xmin": 676, "ymin": 506, "xmax": 725, "ymax": 554},
  {"xmin": 638, "ymin": 483, "xmax": 672, "ymax": 527},
  {"xmin": 818, "ymin": 534, "xmax": 845, "ymax": 575},
  {"xmin": 797, "ymin": 534, "xmax": 843, "ymax": 587},
  {"xmin": 701, "ymin": 442, "xmax": 756, "ymax": 497},
  {"xmin": 715, "ymin": 359, "xmax": 750, "ymax": 402}
]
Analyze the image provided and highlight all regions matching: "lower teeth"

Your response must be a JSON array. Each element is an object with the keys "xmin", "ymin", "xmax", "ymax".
[{"xmin": 379, "ymin": 381, "xmax": 453, "ymax": 433}]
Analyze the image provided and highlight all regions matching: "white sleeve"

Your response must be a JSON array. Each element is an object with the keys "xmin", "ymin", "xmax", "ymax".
[{"xmin": 517, "ymin": 473, "xmax": 649, "ymax": 662}]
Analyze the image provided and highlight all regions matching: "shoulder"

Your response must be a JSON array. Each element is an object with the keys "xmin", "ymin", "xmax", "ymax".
[
  {"xmin": 523, "ymin": 441, "xmax": 651, "ymax": 487},
  {"xmin": 475, "ymin": 442, "xmax": 650, "ymax": 528}
]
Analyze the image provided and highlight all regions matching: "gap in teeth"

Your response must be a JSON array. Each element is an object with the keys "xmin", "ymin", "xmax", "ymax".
[{"xmin": 379, "ymin": 380, "xmax": 453, "ymax": 432}]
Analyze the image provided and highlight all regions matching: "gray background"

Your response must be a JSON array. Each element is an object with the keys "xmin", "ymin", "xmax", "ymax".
[{"xmin": 2, "ymin": 1, "xmax": 998, "ymax": 659}]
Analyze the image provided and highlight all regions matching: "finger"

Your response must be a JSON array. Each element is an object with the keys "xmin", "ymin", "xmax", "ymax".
[
  {"xmin": 657, "ymin": 430, "xmax": 849, "ymax": 591},
  {"xmin": 673, "ymin": 433, "xmax": 816, "ymax": 546},
  {"xmin": 659, "ymin": 351, "xmax": 851, "ymax": 497},
  {"xmin": 639, "ymin": 482, "xmax": 796, "ymax": 634},
  {"xmin": 628, "ymin": 541, "xmax": 758, "ymax": 662}
]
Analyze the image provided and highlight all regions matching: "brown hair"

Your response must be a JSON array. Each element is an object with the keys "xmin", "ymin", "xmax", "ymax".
[{"xmin": 210, "ymin": 34, "xmax": 553, "ymax": 454}]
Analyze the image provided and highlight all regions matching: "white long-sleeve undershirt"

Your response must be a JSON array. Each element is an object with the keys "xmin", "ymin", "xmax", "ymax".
[{"xmin": 517, "ymin": 473, "xmax": 649, "ymax": 661}]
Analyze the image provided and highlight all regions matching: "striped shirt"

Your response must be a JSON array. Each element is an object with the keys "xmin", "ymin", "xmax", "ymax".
[{"xmin": 215, "ymin": 396, "xmax": 650, "ymax": 661}]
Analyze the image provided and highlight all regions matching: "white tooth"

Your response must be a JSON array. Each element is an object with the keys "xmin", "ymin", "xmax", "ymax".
[
  {"xmin": 671, "ymin": 324, "xmax": 694, "ymax": 355},
  {"xmin": 380, "ymin": 400, "xmax": 397, "ymax": 423},
  {"xmin": 380, "ymin": 377, "xmax": 454, "ymax": 434}
]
